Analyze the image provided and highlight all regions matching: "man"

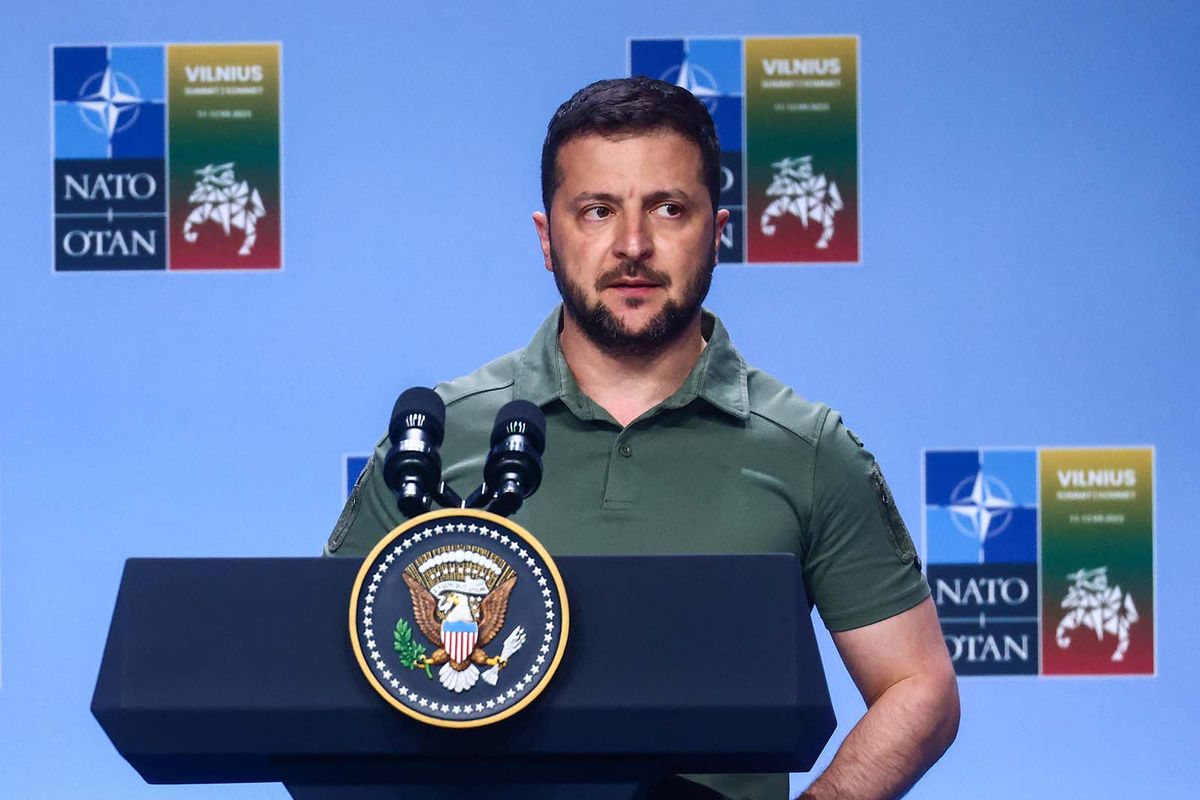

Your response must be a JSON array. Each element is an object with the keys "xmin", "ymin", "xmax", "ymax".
[{"xmin": 328, "ymin": 77, "xmax": 958, "ymax": 800}]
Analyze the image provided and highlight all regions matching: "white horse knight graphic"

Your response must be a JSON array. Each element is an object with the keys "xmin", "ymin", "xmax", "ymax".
[
  {"xmin": 760, "ymin": 155, "xmax": 843, "ymax": 249},
  {"xmin": 182, "ymin": 163, "xmax": 266, "ymax": 255},
  {"xmin": 1055, "ymin": 567, "xmax": 1139, "ymax": 661}
]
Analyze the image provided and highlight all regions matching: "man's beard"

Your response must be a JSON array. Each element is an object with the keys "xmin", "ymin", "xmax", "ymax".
[{"xmin": 550, "ymin": 245, "xmax": 715, "ymax": 358}]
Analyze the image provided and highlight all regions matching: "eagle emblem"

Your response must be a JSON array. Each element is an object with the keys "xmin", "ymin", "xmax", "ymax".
[
  {"xmin": 400, "ymin": 546, "xmax": 527, "ymax": 692},
  {"xmin": 350, "ymin": 510, "xmax": 569, "ymax": 727}
]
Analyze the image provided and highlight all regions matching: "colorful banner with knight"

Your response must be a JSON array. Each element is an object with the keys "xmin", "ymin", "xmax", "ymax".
[
  {"xmin": 924, "ymin": 447, "xmax": 1155, "ymax": 677},
  {"xmin": 630, "ymin": 35, "xmax": 860, "ymax": 265},
  {"xmin": 52, "ymin": 43, "xmax": 282, "ymax": 271}
]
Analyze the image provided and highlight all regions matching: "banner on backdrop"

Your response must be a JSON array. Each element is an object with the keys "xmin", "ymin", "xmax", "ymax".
[
  {"xmin": 923, "ymin": 447, "xmax": 1155, "ymax": 677},
  {"xmin": 51, "ymin": 43, "xmax": 282, "ymax": 271},
  {"xmin": 629, "ymin": 36, "xmax": 859, "ymax": 265}
]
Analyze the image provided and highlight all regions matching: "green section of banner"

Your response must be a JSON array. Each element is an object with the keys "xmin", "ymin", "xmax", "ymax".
[
  {"xmin": 167, "ymin": 43, "xmax": 281, "ymax": 269},
  {"xmin": 744, "ymin": 36, "xmax": 858, "ymax": 263},
  {"xmin": 1039, "ymin": 448, "xmax": 1154, "ymax": 675}
]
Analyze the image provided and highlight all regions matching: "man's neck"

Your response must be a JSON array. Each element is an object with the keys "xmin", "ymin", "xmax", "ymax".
[{"xmin": 558, "ymin": 311, "xmax": 707, "ymax": 428}]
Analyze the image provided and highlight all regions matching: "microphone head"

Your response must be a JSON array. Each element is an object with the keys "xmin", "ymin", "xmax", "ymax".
[
  {"xmin": 483, "ymin": 400, "xmax": 546, "ymax": 516},
  {"xmin": 489, "ymin": 400, "xmax": 546, "ymax": 453},
  {"xmin": 389, "ymin": 387, "xmax": 446, "ymax": 446}
]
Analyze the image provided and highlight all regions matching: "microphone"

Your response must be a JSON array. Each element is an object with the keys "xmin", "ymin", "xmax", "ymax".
[
  {"xmin": 382, "ymin": 387, "xmax": 446, "ymax": 519},
  {"xmin": 482, "ymin": 400, "xmax": 546, "ymax": 517}
]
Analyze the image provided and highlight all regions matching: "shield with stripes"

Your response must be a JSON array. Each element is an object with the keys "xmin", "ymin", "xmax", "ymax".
[{"xmin": 442, "ymin": 619, "xmax": 478, "ymax": 663}]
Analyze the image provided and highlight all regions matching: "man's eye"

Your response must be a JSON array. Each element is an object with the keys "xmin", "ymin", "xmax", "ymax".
[
  {"xmin": 653, "ymin": 203, "xmax": 683, "ymax": 218},
  {"xmin": 583, "ymin": 206, "xmax": 612, "ymax": 220}
]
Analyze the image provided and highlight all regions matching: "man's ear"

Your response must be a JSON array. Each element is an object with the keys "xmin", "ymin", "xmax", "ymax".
[
  {"xmin": 532, "ymin": 211, "xmax": 553, "ymax": 272},
  {"xmin": 713, "ymin": 208, "xmax": 731, "ymax": 261}
]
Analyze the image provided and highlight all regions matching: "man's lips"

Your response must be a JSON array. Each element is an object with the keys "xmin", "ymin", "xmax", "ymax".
[{"xmin": 606, "ymin": 278, "xmax": 662, "ymax": 289}]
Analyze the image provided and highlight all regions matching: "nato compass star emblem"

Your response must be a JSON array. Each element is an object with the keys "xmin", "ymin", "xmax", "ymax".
[
  {"xmin": 72, "ymin": 65, "xmax": 148, "ymax": 146},
  {"xmin": 350, "ymin": 509, "xmax": 569, "ymax": 727},
  {"xmin": 948, "ymin": 470, "xmax": 1016, "ymax": 563},
  {"xmin": 660, "ymin": 58, "xmax": 720, "ymax": 113}
]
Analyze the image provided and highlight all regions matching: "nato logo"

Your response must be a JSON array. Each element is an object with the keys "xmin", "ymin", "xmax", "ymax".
[
  {"xmin": 631, "ymin": 38, "xmax": 744, "ymax": 263},
  {"xmin": 924, "ymin": 450, "xmax": 1039, "ymax": 675},
  {"xmin": 53, "ymin": 46, "xmax": 166, "ymax": 270}
]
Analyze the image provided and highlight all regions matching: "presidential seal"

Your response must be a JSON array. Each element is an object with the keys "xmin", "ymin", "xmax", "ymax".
[{"xmin": 349, "ymin": 508, "xmax": 569, "ymax": 727}]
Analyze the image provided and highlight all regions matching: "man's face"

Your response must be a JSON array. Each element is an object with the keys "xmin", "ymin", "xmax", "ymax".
[{"xmin": 533, "ymin": 130, "xmax": 729, "ymax": 356}]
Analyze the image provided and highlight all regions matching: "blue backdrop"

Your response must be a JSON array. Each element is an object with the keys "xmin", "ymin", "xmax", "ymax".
[{"xmin": 1, "ymin": 1, "xmax": 1197, "ymax": 797}]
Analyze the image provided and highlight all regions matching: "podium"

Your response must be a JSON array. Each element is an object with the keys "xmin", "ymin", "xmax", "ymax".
[{"xmin": 93, "ymin": 555, "xmax": 836, "ymax": 798}]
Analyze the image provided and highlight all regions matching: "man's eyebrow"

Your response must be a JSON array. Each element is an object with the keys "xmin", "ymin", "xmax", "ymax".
[
  {"xmin": 568, "ymin": 189, "xmax": 696, "ymax": 207},
  {"xmin": 568, "ymin": 191, "xmax": 622, "ymax": 207},
  {"xmin": 641, "ymin": 188, "xmax": 694, "ymax": 207}
]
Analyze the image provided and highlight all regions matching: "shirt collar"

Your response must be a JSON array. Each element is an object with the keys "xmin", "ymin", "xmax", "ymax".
[{"xmin": 514, "ymin": 306, "xmax": 750, "ymax": 423}]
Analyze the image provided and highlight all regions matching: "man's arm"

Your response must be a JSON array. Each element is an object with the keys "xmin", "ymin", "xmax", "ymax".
[{"xmin": 801, "ymin": 597, "xmax": 959, "ymax": 800}]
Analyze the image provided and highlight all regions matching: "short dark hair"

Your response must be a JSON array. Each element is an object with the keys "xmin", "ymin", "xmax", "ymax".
[{"xmin": 540, "ymin": 76, "xmax": 722, "ymax": 216}]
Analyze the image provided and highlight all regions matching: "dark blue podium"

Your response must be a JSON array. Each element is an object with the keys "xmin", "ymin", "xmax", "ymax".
[{"xmin": 92, "ymin": 555, "xmax": 835, "ymax": 798}]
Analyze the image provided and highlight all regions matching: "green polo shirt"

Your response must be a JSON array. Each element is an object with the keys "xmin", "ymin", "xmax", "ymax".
[{"xmin": 326, "ymin": 307, "xmax": 928, "ymax": 800}]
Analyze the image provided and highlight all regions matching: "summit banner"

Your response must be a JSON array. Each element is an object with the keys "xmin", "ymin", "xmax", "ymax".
[
  {"xmin": 52, "ymin": 43, "xmax": 281, "ymax": 271},
  {"xmin": 630, "ymin": 36, "xmax": 859, "ymax": 265},
  {"xmin": 924, "ymin": 447, "xmax": 1155, "ymax": 677},
  {"xmin": 1039, "ymin": 448, "xmax": 1155, "ymax": 676}
]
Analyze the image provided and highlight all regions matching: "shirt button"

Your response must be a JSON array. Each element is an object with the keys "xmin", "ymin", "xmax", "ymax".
[{"xmin": 618, "ymin": 442, "xmax": 633, "ymax": 458}]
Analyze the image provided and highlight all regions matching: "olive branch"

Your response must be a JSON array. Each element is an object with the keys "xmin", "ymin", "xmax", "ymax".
[{"xmin": 393, "ymin": 618, "xmax": 433, "ymax": 678}]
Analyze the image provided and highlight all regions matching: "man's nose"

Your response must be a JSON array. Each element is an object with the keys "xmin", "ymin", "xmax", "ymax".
[{"xmin": 613, "ymin": 213, "xmax": 653, "ymax": 262}]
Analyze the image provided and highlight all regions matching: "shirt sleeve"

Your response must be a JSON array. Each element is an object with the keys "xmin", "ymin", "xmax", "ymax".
[
  {"xmin": 802, "ymin": 410, "xmax": 930, "ymax": 632},
  {"xmin": 323, "ymin": 436, "xmax": 406, "ymax": 557}
]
